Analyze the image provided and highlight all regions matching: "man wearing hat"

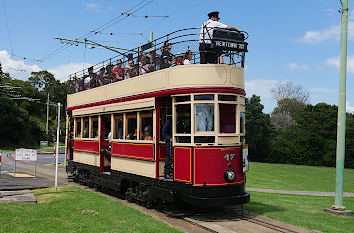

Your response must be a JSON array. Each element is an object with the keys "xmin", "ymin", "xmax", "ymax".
[{"xmin": 199, "ymin": 11, "xmax": 240, "ymax": 64}]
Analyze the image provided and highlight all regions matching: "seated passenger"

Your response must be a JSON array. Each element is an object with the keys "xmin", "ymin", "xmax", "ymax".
[
  {"xmin": 124, "ymin": 60, "xmax": 138, "ymax": 79},
  {"xmin": 143, "ymin": 125, "xmax": 153, "ymax": 140},
  {"xmin": 183, "ymin": 50, "xmax": 193, "ymax": 65},
  {"xmin": 96, "ymin": 67, "xmax": 105, "ymax": 86},
  {"xmin": 83, "ymin": 75, "xmax": 90, "ymax": 90},
  {"xmin": 160, "ymin": 41, "xmax": 173, "ymax": 69},
  {"xmin": 112, "ymin": 59, "xmax": 124, "ymax": 82},
  {"xmin": 139, "ymin": 56, "xmax": 152, "ymax": 75},
  {"xmin": 103, "ymin": 65, "xmax": 113, "ymax": 84},
  {"xmin": 175, "ymin": 54, "xmax": 184, "ymax": 66}
]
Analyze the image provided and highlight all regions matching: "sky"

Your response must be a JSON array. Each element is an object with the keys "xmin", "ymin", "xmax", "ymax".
[{"xmin": 0, "ymin": 0, "xmax": 353, "ymax": 113}]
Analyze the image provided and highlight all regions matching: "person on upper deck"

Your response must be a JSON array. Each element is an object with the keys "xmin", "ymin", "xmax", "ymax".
[
  {"xmin": 125, "ymin": 59, "xmax": 138, "ymax": 79},
  {"xmin": 112, "ymin": 59, "xmax": 125, "ymax": 82},
  {"xmin": 160, "ymin": 41, "xmax": 173, "ymax": 69},
  {"xmin": 183, "ymin": 50, "xmax": 193, "ymax": 65},
  {"xmin": 199, "ymin": 11, "xmax": 240, "ymax": 64}
]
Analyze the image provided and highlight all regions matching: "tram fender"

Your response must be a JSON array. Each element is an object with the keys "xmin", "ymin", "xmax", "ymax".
[{"xmin": 149, "ymin": 186, "xmax": 175, "ymax": 202}]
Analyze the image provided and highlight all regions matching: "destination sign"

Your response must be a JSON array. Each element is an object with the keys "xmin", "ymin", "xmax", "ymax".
[{"xmin": 213, "ymin": 40, "xmax": 248, "ymax": 52}]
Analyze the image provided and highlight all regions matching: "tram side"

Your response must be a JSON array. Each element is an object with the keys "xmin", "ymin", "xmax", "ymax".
[{"xmin": 66, "ymin": 64, "xmax": 250, "ymax": 207}]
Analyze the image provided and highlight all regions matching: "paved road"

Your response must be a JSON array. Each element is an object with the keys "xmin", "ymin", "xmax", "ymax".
[{"xmin": 1, "ymin": 152, "xmax": 65, "ymax": 173}]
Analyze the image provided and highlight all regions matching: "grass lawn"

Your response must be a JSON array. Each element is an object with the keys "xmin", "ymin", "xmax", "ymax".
[
  {"xmin": 245, "ymin": 191, "xmax": 354, "ymax": 233},
  {"xmin": 247, "ymin": 162, "xmax": 354, "ymax": 193},
  {"xmin": 0, "ymin": 186, "xmax": 181, "ymax": 233}
]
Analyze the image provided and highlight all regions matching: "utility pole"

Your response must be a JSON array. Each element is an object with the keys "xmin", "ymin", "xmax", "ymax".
[
  {"xmin": 55, "ymin": 103, "xmax": 60, "ymax": 191},
  {"xmin": 325, "ymin": 0, "xmax": 353, "ymax": 217},
  {"xmin": 46, "ymin": 92, "xmax": 49, "ymax": 142}
]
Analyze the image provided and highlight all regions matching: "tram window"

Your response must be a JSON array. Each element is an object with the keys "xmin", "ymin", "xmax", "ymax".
[
  {"xmin": 83, "ymin": 117, "xmax": 89, "ymax": 138},
  {"xmin": 102, "ymin": 115, "xmax": 111, "ymax": 140},
  {"xmin": 195, "ymin": 136, "xmax": 215, "ymax": 144},
  {"xmin": 194, "ymin": 94, "xmax": 214, "ymax": 101},
  {"xmin": 195, "ymin": 104, "xmax": 214, "ymax": 132},
  {"xmin": 219, "ymin": 104, "xmax": 236, "ymax": 133},
  {"xmin": 75, "ymin": 118, "xmax": 82, "ymax": 137},
  {"xmin": 175, "ymin": 104, "xmax": 191, "ymax": 134},
  {"xmin": 240, "ymin": 112, "xmax": 245, "ymax": 134},
  {"xmin": 175, "ymin": 136, "xmax": 191, "ymax": 143},
  {"xmin": 91, "ymin": 117, "xmax": 99, "ymax": 138},
  {"xmin": 140, "ymin": 110, "xmax": 153, "ymax": 140},
  {"xmin": 114, "ymin": 114, "xmax": 124, "ymax": 139},
  {"xmin": 126, "ymin": 113, "xmax": 137, "ymax": 140},
  {"xmin": 218, "ymin": 95, "xmax": 237, "ymax": 101},
  {"xmin": 175, "ymin": 95, "xmax": 190, "ymax": 102}
]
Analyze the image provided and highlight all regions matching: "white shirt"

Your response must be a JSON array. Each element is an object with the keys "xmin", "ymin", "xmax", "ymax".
[
  {"xmin": 199, "ymin": 19, "xmax": 228, "ymax": 44},
  {"xmin": 183, "ymin": 59, "xmax": 191, "ymax": 65}
]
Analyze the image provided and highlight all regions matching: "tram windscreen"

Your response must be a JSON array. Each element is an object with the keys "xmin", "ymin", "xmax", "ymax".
[
  {"xmin": 219, "ymin": 104, "xmax": 236, "ymax": 133},
  {"xmin": 195, "ymin": 104, "xmax": 214, "ymax": 132},
  {"xmin": 176, "ymin": 104, "xmax": 191, "ymax": 134},
  {"xmin": 83, "ymin": 117, "xmax": 89, "ymax": 138}
]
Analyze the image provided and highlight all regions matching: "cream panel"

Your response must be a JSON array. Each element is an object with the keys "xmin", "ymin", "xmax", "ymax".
[
  {"xmin": 111, "ymin": 157, "xmax": 155, "ymax": 178},
  {"xmin": 68, "ymin": 64, "xmax": 245, "ymax": 109},
  {"xmin": 230, "ymin": 66, "xmax": 244, "ymax": 88},
  {"xmin": 72, "ymin": 98, "xmax": 155, "ymax": 116},
  {"xmin": 68, "ymin": 86, "xmax": 106, "ymax": 108},
  {"xmin": 106, "ymin": 71, "xmax": 167, "ymax": 100},
  {"xmin": 159, "ymin": 161, "xmax": 165, "ymax": 177},
  {"xmin": 168, "ymin": 65, "xmax": 228, "ymax": 87},
  {"xmin": 73, "ymin": 151, "xmax": 100, "ymax": 167},
  {"xmin": 218, "ymin": 136, "xmax": 239, "ymax": 145}
]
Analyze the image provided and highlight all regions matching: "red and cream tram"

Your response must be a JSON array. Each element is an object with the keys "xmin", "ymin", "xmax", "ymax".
[{"xmin": 66, "ymin": 27, "xmax": 250, "ymax": 207}]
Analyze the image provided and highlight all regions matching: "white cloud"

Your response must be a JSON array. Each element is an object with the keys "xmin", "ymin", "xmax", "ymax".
[
  {"xmin": 325, "ymin": 55, "xmax": 354, "ymax": 73},
  {"xmin": 48, "ymin": 63, "xmax": 94, "ymax": 82},
  {"xmin": 347, "ymin": 101, "xmax": 354, "ymax": 113},
  {"xmin": 298, "ymin": 21, "xmax": 354, "ymax": 44},
  {"xmin": 288, "ymin": 62, "xmax": 309, "ymax": 70},
  {"xmin": 85, "ymin": 2, "xmax": 101, "ymax": 12},
  {"xmin": 245, "ymin": 79, "xmax": 282, "ymax": 100},
  {"xmin": 0, "ymin": 50, "xmax": 40, "ymax": 80}
]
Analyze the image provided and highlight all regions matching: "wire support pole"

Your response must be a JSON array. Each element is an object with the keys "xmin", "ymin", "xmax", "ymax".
[
  {"xmin": 334, "ymin": 0, "xmax": 348, "ymax": 210},
  {"xmin": 55, "ymin": 103, "xmax": 60, "ymax": 191}
]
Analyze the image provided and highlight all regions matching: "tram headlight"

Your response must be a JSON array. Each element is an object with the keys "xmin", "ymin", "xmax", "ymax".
[{"xmin": 224, "ymin": 169, "xmax": 235, "ymax": 183}]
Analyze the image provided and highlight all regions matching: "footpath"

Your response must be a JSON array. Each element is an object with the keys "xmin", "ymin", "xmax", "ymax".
[{"xmin": 247, "ymin": 187, "xmax": 354, "ymax": 197}]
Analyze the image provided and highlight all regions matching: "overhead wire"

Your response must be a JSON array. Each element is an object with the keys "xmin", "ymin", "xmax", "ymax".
[
  {"xmin": 2, "ymin": 0, "xmax": 14, "ymax": 57},
  {"xmin": 11, "ymin": 0, "xmax": 155, "ymax": 79}
]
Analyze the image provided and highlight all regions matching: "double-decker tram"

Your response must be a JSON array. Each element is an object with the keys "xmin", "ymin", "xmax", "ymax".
[{"xmin": 66, "ymin": 27, "xmax": 250, "ymax": 207}]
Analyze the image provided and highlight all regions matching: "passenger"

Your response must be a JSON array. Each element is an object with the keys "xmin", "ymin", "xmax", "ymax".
[
  {"xmin": 199, "ymin": 11, "xmax": 240, "ymax": 64},
  {"xmin": 112, "ymin": 59, "xmax": 124, "ymax": 82},
  {"xmin": 139, "ymin": 55, "xmax": 152, "ymax": 75},
  {"xmin": 162, "ymin": 117, "xmax": 173, "ymax": 179},
  {"xmin": 96, "ymin": 67, "xmax": 105, "ymax": 86},
  {"xmin": 124, "ymin": 60, "xmax": 138, "ymax": 79},
  {"xmin": 160, "ymin": 41, "xmax": 173, "ymax": 69},
  {"xmin": 143, "ymin": 125, "xmax": 153, "ymax": 140},
  {"xmin": 103, "ymin": 65, "xmax": 113, "ymax": 84},
  {"xmin": 83, "ymin": 75, "xmax": 90, "ymax": 90},
  {"xmin": 183, "ymin": 50, "xmax": 193, "ymax": 65},
  {"xmin": 78, "ymin": 77, "xmax": 85, "ymax": 92},
  {"xmin": 149, "ymin": 50, "xmax": 160, "ymax": 71},
  {"xmin": 175, "ymin": 54, "xmax": 184, "ymax": 66},
  {"xmin": 89, "ymin": 72, "xmax": 98, "ymax": 89}
]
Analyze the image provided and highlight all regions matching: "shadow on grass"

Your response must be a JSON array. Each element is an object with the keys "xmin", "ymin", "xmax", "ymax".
[{"xmin": 243, "ymin": 201, "xmax": 286, "ymax": 216}]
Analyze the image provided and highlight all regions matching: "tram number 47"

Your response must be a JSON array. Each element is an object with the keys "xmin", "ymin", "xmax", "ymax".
[{"xmin": 224, "ymin": 154, "xmax": 235, "ymax": 161}]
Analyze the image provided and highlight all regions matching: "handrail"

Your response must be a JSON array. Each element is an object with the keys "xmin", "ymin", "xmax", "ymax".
[{"xmin": 67, "ymin": 27, "xmax": 248, "ymax": 94}]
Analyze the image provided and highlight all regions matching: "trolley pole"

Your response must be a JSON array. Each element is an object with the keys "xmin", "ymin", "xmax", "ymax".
[
  {"xmin": 325, "ymin": 0, "xmax": 352, "ymax": 217},
  {"xmin": 55, "ymin": 103, "xmax": 60, "ymax": 191}
]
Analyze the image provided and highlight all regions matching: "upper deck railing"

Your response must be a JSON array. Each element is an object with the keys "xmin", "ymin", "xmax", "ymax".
[{"xmin": 67, "ymin": 27, "xmax": 248, "ymax": 94}]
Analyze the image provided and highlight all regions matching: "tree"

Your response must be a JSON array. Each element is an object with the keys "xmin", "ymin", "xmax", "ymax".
[
  {"xmin": 270, "ymin": 81, "xmax": 310, "ymax": 130},
  {"xmin": 245, "ymin": 95, "xmax": 272, "ymax": 161}
]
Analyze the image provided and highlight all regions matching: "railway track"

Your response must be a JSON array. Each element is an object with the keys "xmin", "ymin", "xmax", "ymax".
[{"xmin": 170, "ymin": 207, "xmax": 311, "ymax": 233}]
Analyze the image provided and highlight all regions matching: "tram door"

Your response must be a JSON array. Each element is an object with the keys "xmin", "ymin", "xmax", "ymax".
[
  {"xmin": 157, "ymin": 97, "xmax": 172, "ymax": 176},
  {"xmin": 100, "ymin": 114, "xmax": 111, "ymax": 173}
]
